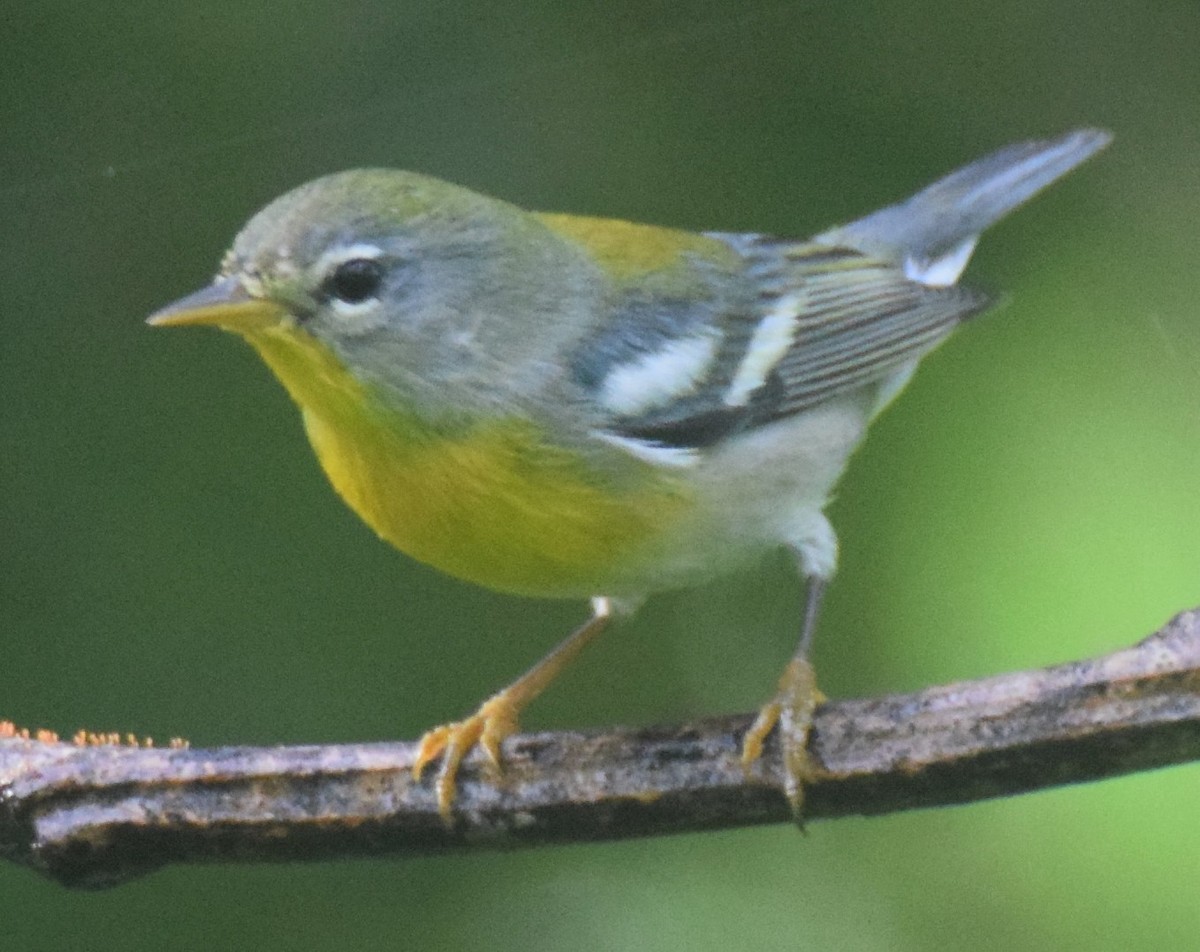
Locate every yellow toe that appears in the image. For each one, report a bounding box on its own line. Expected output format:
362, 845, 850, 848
411, 693, 524, 822
741, 700, 782, 770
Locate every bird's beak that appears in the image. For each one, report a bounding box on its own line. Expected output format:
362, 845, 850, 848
146, 277, 287, 331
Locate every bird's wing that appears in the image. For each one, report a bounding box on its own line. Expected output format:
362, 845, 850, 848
574, 239, 985, 452
724, 239, 988, 423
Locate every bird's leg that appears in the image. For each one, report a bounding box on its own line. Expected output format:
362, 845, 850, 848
413, 596, 614, 822
742, 575, 828, 821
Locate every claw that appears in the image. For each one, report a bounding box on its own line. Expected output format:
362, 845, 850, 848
741, 657, 825, 822
412, 693, 522, 822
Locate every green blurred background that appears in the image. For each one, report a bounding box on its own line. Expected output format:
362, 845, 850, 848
3, 1, 1199, 948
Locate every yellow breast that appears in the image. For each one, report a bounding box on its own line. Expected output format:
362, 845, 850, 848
240, 325, 687, 597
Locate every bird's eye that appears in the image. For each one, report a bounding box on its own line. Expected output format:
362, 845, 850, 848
327, 258, 383, 304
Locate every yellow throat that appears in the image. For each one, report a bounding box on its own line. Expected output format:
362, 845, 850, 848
236, 322, 685, 598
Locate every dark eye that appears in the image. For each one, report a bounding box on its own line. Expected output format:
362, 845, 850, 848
327, 258, 383, 304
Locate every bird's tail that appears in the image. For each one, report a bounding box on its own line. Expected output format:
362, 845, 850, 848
816, 128, 1112, 287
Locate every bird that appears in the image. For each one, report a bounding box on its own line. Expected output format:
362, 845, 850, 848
149, 128, 1111, 820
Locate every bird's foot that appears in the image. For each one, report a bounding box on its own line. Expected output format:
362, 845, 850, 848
412, 692, 521, 823
741, 657, 826, 824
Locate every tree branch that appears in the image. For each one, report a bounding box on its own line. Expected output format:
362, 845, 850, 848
3, 608, 1199, 889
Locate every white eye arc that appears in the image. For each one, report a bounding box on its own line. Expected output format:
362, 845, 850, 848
316, 242, 385, 272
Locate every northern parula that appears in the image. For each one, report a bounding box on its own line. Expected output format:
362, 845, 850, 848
149, 128, 1110, 819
